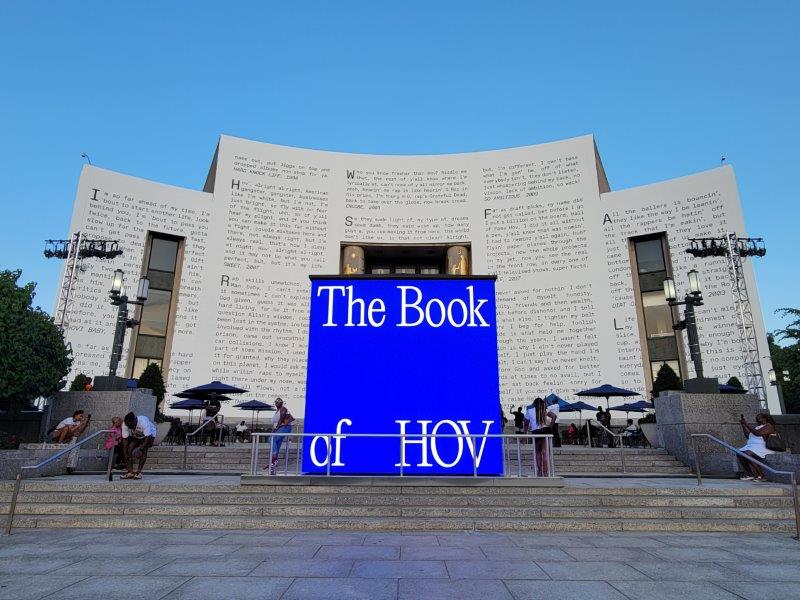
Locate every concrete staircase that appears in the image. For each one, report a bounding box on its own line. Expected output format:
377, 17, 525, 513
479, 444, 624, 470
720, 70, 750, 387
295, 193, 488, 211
2, 478, 794, 533
143, 445, 691, 476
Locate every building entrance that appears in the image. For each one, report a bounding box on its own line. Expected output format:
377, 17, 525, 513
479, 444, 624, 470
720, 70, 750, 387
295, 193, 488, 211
340, 243, 471, 276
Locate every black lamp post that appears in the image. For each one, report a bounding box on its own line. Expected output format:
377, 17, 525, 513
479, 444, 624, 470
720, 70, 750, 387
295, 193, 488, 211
664, 269, 709, 385
108, 269, 149, 377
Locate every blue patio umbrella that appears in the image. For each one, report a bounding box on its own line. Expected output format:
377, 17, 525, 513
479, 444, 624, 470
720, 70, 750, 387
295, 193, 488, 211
609, 400, 653, 413
181, 380, 248, 395
576, 384, 640, 410
561, 401, 598, 412
544, 393, 569, 409
235, 400, 275, 429
169, 398, 206, 425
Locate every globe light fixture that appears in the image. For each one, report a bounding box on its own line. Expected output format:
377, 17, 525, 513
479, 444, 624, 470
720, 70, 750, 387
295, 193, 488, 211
688, 269, 702, 295
663, 277, 677, 303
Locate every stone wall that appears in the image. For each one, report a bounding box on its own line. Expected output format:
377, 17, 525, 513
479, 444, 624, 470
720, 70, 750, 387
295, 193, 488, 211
46, 389, 156, 438
656, 391, 761, 476
773, 415, 800, 454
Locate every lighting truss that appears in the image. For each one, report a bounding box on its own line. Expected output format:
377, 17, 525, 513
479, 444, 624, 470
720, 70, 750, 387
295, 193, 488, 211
44, 233, 123, 333
684, 233, 767, 407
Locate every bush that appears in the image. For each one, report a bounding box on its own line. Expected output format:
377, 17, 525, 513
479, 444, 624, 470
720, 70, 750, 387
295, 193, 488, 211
726, 376, 744, 389
652, 362, 683, 397
137, 363, 166, 420
639, 412, 656, 424
69, 373, 90, 391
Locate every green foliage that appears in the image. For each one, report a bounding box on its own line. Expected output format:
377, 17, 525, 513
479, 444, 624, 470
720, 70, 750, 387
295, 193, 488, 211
137, 362, 166, 411
639, 412, 656, 424
775, 308, 800, 343
652, 362, 684, 397
768, 332, 800, 414
69, 373, 90, 391
0, 270, 72, 412
725, 376, 744, 389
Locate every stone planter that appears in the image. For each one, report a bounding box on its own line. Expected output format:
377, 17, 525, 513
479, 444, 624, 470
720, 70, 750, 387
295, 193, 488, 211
640, 423, 660, 448
155, 422, 172, 446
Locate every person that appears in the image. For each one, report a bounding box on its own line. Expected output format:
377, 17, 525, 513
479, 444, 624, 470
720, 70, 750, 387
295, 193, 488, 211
235, 420, 248, 443
83, 377, 94, 391
602, 408, 614, 447
511, 407, 525, 434
121, 412, 157, 480
267, 397, 294, 474
738, 413, 777, 481
500, 408, 508, 430
104, 416, 124, 469
594, 406, 607, 447
546, 397, 561, 447
622, 418, 637, 447
524, 397, 550, 476
51, 410, 91, 443
566, 423, 578, 445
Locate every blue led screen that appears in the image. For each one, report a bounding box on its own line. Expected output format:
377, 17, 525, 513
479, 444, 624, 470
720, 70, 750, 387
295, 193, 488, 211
301, 277, 503, 475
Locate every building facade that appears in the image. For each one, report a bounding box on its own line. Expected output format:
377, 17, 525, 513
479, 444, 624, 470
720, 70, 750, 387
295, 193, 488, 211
58, 134, 779, 415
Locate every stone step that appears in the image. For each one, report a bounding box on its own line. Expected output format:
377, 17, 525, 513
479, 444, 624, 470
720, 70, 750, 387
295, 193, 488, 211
5, 491, 790, 508
7, 513, 795, 533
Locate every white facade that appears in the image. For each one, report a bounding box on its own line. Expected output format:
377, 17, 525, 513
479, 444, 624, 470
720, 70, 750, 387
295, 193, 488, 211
59, 134, 779, 415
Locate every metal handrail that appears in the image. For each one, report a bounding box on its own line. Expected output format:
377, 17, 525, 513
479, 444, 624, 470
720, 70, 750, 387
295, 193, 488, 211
587, 419, 626, 473
183, 416, 224, 469
248, 431, 555, 478
690, 433, 799, 541
4, 429, 114, 536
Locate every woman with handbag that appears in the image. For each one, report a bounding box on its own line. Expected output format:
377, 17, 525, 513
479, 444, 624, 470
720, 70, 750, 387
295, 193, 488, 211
737, 413, 781, 481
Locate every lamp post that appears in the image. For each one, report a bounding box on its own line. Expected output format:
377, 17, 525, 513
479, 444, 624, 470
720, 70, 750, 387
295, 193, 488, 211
108, 269, 149, 377
768, 367, 790, 414
663, 269, 707, 382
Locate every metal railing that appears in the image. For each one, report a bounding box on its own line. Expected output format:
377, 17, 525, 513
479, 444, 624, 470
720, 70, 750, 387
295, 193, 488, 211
4, 429, 114, 536
183, 416, 224, 470
248, 432, 555, 478
690, 433, 799, 541
586, 420, 626, 473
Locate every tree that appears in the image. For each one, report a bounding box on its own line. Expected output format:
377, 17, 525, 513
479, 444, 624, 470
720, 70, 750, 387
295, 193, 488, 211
775, 308, 800, 343
726, 376, 744, 390
652, 362, 683, 397
768, 333, 799, 414
0, 270, 72, 413
69, 373, 91, 392
137, 363, 166, 413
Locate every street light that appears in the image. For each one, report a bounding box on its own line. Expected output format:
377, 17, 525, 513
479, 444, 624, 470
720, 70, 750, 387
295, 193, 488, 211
664, 270, 706, 381
108, 270, 149, 377
767, 365, 791, 414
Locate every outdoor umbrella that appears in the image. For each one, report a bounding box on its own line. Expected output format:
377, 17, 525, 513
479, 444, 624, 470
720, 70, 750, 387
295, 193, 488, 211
576, 383, 639, 410
719, 384, 747, 394
234, 399, 275, 429
169, 398, 206, 425
560, 400, 599, 432
608, 401, 652, 420
544, 393, 569, 409
181, 380, 248, 395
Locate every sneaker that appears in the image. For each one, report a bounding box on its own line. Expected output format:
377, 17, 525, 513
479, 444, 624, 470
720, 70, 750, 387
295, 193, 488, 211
739, 475, 754, 481
753, 476, 766, 482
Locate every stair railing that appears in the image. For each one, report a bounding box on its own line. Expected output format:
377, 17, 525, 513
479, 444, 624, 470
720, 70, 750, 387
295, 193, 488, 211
690, 433, 799, 541
4, 429, 113, 536
183, 416, 223, 470
587, 419, 626, 473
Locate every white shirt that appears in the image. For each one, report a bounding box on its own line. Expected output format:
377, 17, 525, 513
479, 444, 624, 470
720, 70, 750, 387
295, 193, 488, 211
235, 424, 248, 432
524, 405, 543, 431
547, 403, 560, 424
121, 415, 157, 439
56, 417, 76, 429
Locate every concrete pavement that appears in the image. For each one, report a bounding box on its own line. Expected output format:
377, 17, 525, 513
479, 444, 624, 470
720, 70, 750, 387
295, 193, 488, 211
1, 528, 798, 599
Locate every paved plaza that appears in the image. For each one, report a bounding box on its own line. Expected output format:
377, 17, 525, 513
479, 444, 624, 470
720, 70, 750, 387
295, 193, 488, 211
1, 527, 798, 600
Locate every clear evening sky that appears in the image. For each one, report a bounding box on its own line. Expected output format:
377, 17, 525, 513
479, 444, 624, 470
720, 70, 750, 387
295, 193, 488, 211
0, 2, 797, 334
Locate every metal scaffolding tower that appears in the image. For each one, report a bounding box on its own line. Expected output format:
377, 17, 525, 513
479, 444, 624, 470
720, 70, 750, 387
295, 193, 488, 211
45, 233, 123, 334
686, 233, 767, 407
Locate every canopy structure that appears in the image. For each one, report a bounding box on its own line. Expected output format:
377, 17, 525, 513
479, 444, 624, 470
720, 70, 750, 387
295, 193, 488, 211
180, 380, 248, 395
576, 384, 639, 409
234, 399, 275, 429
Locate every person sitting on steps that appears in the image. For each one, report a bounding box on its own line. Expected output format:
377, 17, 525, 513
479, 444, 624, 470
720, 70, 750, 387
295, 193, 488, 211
737, 413, 777, 482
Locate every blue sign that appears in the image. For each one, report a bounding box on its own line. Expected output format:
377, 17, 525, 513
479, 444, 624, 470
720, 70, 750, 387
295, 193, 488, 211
302, 276, 503, 475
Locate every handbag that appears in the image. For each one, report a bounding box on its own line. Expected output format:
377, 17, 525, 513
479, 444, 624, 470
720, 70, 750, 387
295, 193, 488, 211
766, 433, 787, 452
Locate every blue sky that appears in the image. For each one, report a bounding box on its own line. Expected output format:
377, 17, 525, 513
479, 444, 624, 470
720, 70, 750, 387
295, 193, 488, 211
0, 2, 797, 333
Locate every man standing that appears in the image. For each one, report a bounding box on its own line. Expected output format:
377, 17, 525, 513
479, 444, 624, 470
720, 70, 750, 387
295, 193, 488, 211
268, 398, 294, 474
511, 406, 525, 434
121, 412, 157, 480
